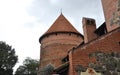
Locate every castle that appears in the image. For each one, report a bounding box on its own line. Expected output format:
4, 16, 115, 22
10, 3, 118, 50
38, 0, 120, 75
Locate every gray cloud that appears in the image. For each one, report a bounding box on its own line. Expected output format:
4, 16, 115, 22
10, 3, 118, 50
27, 0, 105, 33
0, 0, 106, 72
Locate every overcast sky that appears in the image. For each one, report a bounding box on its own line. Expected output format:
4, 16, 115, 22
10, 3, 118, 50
0, 0, 105, 72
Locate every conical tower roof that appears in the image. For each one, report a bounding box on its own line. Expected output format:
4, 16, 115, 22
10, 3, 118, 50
40, 13, 83, 42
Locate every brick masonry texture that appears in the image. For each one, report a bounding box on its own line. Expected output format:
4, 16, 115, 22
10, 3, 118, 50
40, 31, 83, 68
101, 0, 120, 32
38, 0, 120, 75
69, 28, 120, 75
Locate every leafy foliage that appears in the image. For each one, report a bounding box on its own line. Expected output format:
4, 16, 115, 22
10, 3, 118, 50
0, 41, 18, 75
15, 57, 39, 75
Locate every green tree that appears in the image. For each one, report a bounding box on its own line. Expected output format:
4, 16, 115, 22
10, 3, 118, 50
15, 57, 39, 75
0, 41, 18, 75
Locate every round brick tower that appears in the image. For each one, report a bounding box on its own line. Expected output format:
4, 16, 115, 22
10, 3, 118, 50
39, 14, 83, 69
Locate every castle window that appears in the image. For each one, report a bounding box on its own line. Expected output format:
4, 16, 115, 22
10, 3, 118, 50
87, 19, 94, 25
119, 41, 120, 45
69, 33, 71, 36
55, 33, 58, 35
77, 35, 79, 37
117, 8, 120, 11
62, 56, 69, 63
46, 35, 49, 37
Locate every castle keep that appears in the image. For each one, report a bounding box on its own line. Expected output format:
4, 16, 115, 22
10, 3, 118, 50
39, 14, 83, 69
38, 0, 120, 75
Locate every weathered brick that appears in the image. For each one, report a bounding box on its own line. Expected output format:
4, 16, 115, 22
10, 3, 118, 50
69, 28, 120, 75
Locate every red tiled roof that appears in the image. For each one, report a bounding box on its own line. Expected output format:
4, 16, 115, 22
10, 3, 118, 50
39, 13, 83, 42
45, 13, 80, 35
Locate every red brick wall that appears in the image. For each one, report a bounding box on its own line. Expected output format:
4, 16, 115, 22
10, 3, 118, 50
39, 33, 83, 68
41, 33, 83, 48
69, 28, 120, 75
101, 0, 120, 32
82, 17, 97, 43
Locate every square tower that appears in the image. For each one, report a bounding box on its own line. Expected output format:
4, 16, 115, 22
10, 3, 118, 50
101, 0, 120, 32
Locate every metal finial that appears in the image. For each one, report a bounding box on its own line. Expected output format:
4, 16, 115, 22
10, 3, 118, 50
60, 8, 63, 14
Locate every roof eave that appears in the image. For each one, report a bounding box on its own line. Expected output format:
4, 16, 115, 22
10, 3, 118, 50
39, 31, 84, 43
